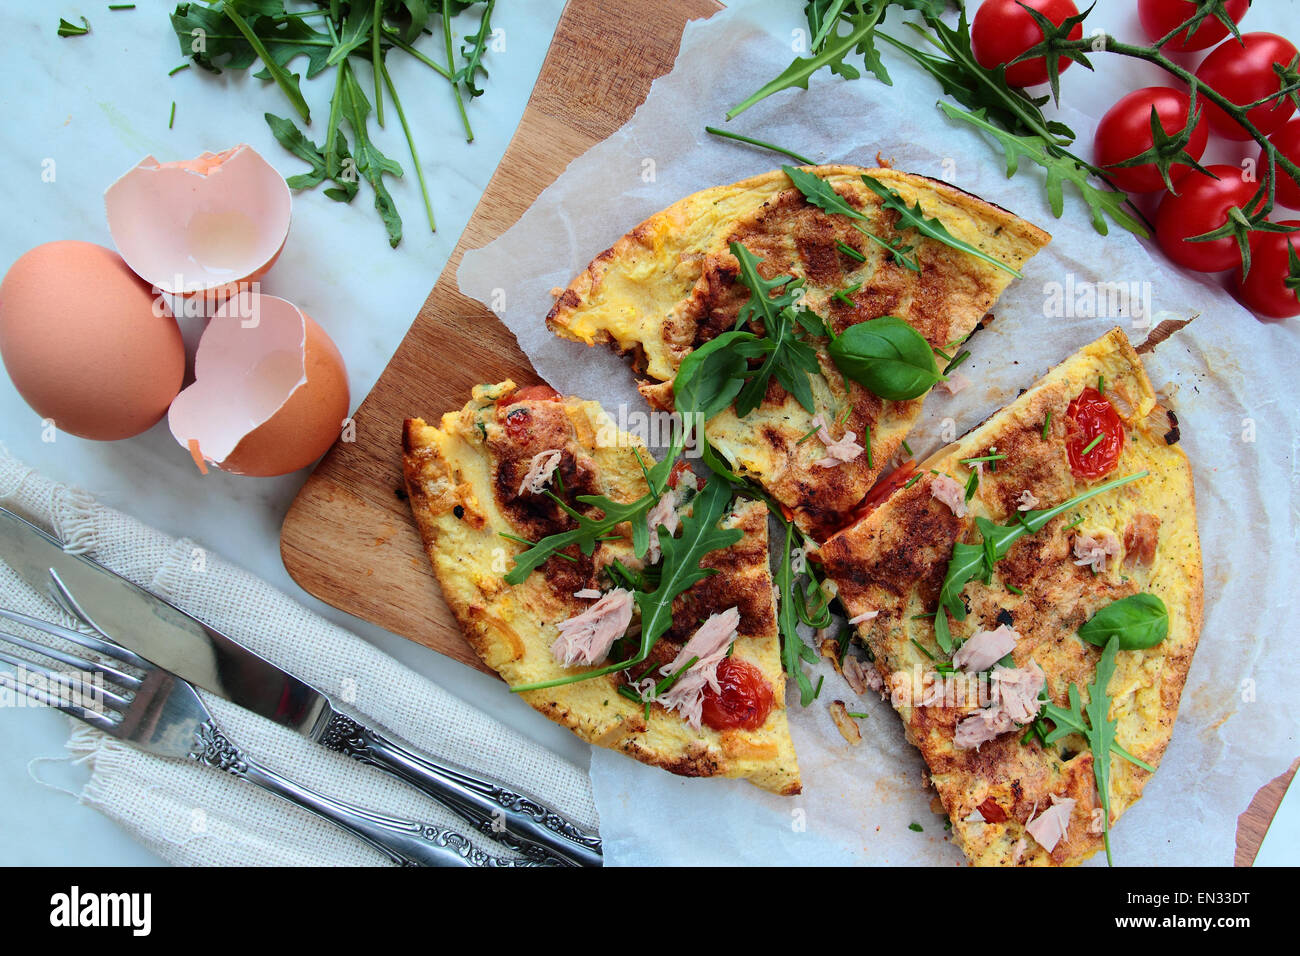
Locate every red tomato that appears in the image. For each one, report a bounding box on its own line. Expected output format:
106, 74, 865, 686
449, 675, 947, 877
1065, 388, 1125, 480
700, 657, 774, 732
1263, 120, 1300, 210
971, 0, 1082, 88
508, 384, 562, 403
1094, 87, 1209, 193
1156, 164, 1262, 271
1195, 32, 1299, 141
1232, 222, 1300, 318
1138, 0, 1250, 53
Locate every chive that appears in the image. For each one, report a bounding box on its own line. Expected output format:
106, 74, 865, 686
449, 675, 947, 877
964, 468, 979, 502
168, 101, 176, 128
168, 63, 190, 76
832, 282, 862, 306
1042, 412, 1052, 440
1064, 514, 1086, 531
959, 454, 1007, 465
901, 440, 913, 456
109, 2, 135, 8
796, 423, 821, 445
813, 674, 825, 699
910, 638, 936, 661
1080, 434, 1104, 455
903, 472, 923, 490
846, 711, 870, 719
836, 240, 866, 263
837, 404, 852, 425
655, 655, 699, 696
910, 612, 936, 620
865, 424, 873, 468
943, 349, 971, 376
1098, 374, 1106, 394
703, 125, 814, 166
1005, 582, 1024, 595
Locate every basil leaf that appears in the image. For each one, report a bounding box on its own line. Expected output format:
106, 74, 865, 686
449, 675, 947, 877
827, 315, 943, 401
674, 330, 754, 420
1078, 593, 1169, 650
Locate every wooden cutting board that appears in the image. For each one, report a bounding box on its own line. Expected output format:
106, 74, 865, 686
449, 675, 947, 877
280, 0, 721, 675
280, 0, 1290, 864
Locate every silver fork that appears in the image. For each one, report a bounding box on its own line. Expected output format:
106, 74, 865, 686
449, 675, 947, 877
0, 594, 540, 868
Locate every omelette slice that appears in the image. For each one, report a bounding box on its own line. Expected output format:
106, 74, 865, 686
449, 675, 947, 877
547, 165, 1050, 537
402, 381, 800, 795
815, 329, 1202, 865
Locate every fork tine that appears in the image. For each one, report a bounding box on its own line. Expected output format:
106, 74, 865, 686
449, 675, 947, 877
0, 606, 152, 670
0, 644, 135, 711
0, 667, 120, 733
0, 624, 142, 691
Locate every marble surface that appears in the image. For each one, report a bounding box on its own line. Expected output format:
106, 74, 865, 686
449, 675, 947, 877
0, 0, 570, 865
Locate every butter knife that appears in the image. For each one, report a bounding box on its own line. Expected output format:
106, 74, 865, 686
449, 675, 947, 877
0, 506, 602, 867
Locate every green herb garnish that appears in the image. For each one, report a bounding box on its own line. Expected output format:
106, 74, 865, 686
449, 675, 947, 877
57, 16, 89, 36
1077, 594, 1169, 650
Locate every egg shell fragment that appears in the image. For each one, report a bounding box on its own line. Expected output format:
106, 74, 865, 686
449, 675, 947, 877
105, 145, 291, 299
0, 240, 184, 440
168, 292, 349, 477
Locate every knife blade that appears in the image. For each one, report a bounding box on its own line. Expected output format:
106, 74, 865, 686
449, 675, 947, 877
0, 505, 602, 867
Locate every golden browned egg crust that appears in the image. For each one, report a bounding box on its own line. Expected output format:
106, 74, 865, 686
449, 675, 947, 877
816, 329, 1203, 866
546, 166, 1051, 537
402, 382, 800, 794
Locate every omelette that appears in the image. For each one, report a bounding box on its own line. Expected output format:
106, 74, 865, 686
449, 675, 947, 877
815, 329, 1202, 866
402, 381, 800, 795
547, 165, 1051, 537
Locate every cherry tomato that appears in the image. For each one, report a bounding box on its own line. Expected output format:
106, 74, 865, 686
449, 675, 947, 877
849, 458, 918, 524
1232, 222, 1300, 318
1065, 388, 1125, 480
1155, 164, 1262, 271
1263, 120, 1300, 209
700, 657, 774, 732
1138, 0, 1250, 53
1195, 32, 1299, 141
508, 384, 562, 403
1094, 87, 1209, 193
971, 0, 1082, 88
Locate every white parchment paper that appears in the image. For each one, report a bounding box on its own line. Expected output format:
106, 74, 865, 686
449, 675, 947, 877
458, 1, 1300, 865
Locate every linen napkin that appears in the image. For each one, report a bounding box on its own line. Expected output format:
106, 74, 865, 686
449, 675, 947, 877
0, 445, 597, 866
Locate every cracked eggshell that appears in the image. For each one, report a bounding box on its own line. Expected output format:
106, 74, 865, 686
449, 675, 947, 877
168, 292, 349, 477
105, 145, 292, 298
0, 240, 184, 440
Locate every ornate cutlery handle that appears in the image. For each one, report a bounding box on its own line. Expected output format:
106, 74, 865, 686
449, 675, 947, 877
190, 722, 535, 867
321, 713, 603, 867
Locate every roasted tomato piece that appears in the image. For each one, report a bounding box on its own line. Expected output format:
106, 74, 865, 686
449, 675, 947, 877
509, 383, 562, 403
1065, 387, 1125, 479
700, 657, 773, 732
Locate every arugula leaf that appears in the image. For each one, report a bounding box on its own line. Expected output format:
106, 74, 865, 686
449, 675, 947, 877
783, 165, 918, 269
933, 471, 1148, 651
57, 16, 90, 37
776, 522, 821, 706
938, 103, 1149, 238
457, 0, 496, 98
858, 172, 1022, 276
827, 315, 944, 401
1077, 593, 1169, 650
336, 61, 405, 247
510, 473, 741, 693
265, 112, 360, 200
502, 433, 683, 586
1040, 635, 1155, 865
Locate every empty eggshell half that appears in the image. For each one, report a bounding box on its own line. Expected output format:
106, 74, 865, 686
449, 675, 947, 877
105, 145, 291, 298
168, 292, 349, 477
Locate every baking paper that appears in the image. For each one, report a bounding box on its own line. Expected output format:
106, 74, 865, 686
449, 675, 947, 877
458, 1, 1300, 865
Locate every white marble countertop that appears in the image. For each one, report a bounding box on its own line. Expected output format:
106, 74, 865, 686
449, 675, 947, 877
0, 0, 572, 865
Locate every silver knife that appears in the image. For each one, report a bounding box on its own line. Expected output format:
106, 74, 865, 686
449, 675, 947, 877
0, 506, 602, 867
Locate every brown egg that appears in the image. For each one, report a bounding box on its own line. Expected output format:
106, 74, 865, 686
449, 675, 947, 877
168, 292, 349, 477
0, 240, 184, 440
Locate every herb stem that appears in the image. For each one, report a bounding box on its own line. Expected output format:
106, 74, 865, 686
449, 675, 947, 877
379, 56, 436, 233
442, 0, 473, 142
704, 126, 814, 165
372, 0, 385, 128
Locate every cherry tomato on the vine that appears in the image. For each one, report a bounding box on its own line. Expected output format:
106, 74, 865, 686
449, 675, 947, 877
1155, 164, 1262, 271
1232, 222, 1300, 318
1195, 32, 1299, 141
1138, 0, 1250, 53
1094, 87, 1210, 193
1263, 120, 1300, 210
971, 0, 1082, 88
